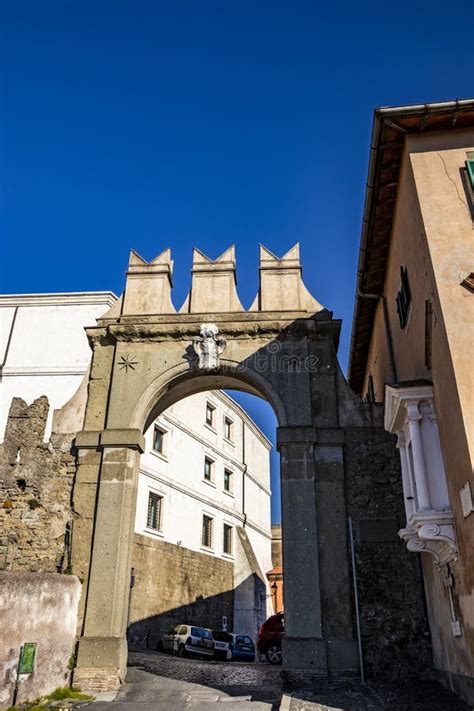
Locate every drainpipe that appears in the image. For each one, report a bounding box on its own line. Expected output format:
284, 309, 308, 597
356, 291, 398, 386
0, 306, 18, 377
348, 517, 365, 684
242, 419, 247, 526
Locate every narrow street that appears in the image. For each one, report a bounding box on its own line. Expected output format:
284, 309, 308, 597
85, 649, 471, 711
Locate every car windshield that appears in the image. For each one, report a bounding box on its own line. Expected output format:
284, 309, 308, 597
191, 627, 212, 639
212, 631, 231, 642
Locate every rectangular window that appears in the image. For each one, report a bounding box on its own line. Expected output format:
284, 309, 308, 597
224, 416, 233, 441
466, 157, 474, 189
223, 524, 233, 555
424, 299, 433, 369
147, 492, 163, 530
205, 403, 215, 427
224, 468, 232, 492
396, 266, 411, 329
204, 457, 213, 482
153, 426, 165, 454
202, 515, 213, 548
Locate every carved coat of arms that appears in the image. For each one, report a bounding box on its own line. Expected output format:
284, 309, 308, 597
193, 323, 226, 370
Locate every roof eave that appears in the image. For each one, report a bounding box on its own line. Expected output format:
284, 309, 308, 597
348, 98, 474, 394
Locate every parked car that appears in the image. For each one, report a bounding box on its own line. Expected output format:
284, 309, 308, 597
157, 624, 214, 658
211, 631, 256, 661
257, 612, 284, 664
211, 630, 233, 660
229, 633, 256, 661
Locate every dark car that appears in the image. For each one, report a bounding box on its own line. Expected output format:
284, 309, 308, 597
257, 613, 284, 664
212, 630, 256, 661
212, 630, 233, 660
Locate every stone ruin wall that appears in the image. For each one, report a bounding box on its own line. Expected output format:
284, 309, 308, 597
0, 396, 81, 708
0, 396, 76, 574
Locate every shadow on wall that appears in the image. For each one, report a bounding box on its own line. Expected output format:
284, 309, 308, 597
127, 573, 266, 650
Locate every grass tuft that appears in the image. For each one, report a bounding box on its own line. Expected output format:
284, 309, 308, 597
44, 687, 93, 701
8, 687, 94, 710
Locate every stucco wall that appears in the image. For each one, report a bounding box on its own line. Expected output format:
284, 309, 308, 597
0, 572, 81, 708
0, 293, 116, 441
361, 129, 474, 694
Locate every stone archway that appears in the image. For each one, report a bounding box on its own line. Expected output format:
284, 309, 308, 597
71, 244, 359, 690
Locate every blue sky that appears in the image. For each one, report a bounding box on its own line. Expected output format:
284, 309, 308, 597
2, 0, 473, 521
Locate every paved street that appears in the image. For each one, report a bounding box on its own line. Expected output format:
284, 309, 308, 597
85, 649, 471, 711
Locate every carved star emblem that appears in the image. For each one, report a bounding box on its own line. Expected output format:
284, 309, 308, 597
118, 354, 138, 372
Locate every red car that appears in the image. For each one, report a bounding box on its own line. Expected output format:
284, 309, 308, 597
257, 612, 284, 664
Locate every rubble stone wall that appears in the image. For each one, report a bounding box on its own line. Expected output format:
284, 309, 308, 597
0, 397, 76, 573
343, 422, 432, 679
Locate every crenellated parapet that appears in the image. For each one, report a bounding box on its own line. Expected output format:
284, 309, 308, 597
117, 243, 325, 316
250, 244, 325, 313
122, 248, 176, 315
180, 245, 244, 313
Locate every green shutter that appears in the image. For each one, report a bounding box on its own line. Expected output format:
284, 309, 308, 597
466, 160, 474, 189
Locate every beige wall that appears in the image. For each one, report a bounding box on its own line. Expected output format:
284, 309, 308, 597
362, 128, 474, 685
0, 573, 81, 708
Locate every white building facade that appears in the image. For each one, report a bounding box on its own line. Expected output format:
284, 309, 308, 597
136, 390, 272, 572
0, 292, 274, 637
0, 292, 117, 439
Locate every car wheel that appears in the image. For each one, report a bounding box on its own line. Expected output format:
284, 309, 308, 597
157, 640, 164, 652
178, 644, 187, 658
225, 650, 232, 661
266, 643, 282, 665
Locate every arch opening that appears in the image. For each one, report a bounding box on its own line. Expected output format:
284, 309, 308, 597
138, 361, 288, 434
128, 380, 282, 660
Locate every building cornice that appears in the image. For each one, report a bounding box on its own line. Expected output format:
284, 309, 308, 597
2, 367, 87, 377
0, 292, 118, 308
348, 98, 474, 394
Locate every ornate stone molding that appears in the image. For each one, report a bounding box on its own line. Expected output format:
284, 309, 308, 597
399, 511, 458, 566
192, 323, 227, 370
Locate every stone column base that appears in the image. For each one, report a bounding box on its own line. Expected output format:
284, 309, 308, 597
74, 635, 128, 692
282, 637, 328, 674
73, 666, 125, 692
282, 637, 359, 683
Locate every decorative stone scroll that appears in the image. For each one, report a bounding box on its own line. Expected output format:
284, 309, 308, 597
192, 323, 227, 370
399, 511, 458, 566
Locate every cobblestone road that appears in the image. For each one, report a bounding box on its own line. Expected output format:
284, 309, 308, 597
128, 649, 282, 702
117, 648, 471, 710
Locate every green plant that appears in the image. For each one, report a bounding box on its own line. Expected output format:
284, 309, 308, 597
44, 687, 92, 702
67, 650, 77, 671
7, 688, 94, 711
